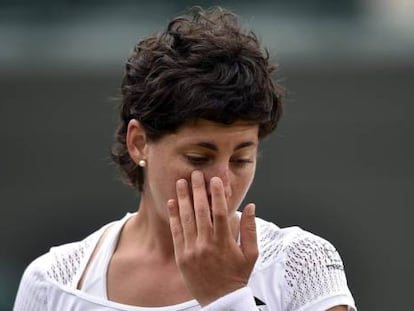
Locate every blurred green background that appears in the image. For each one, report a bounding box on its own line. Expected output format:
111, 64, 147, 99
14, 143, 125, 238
1, 0, 413, 310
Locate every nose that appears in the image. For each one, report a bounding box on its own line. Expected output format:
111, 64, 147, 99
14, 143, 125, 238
205, 164, 232, 199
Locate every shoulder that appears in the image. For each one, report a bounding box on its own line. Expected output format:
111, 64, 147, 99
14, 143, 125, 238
19, 225, 104, 286
255, 217, 343, 271
13, 220, 116, 311
253, 217, 356, 311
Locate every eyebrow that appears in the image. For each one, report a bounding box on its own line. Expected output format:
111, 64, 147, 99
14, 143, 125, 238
194, 141, 256, 151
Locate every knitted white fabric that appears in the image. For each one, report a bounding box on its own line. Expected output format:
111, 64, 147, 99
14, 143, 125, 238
13, 214, 356, 311
253, 218, 355, 311
202, 287, 258, 310
13, 224, 107, 311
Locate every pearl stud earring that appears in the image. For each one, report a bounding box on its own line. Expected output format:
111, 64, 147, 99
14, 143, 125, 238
138, 160, 146, 167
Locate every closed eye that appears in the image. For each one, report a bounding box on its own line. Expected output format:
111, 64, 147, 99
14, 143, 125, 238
186, 155, 209, 166
231, 158, 254, 167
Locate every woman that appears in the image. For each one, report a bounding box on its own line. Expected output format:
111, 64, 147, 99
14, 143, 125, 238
13, 7, 356, 311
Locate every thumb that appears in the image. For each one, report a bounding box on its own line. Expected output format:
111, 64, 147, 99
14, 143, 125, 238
240, 203, 258, 263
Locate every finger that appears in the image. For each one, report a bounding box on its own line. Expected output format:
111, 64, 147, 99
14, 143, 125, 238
191, 170, 212, 239
176, 178, 196, 244
167, 199, 185, 254
240, 203, 259, 263
210, 176, 231, 237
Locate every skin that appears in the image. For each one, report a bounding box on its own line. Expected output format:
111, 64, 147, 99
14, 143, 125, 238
168, 171, 258, 306
106, 119, 258, 306
103, 118, 347, 311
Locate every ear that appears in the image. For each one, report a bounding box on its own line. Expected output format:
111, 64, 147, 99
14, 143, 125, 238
126, 119, 148, 165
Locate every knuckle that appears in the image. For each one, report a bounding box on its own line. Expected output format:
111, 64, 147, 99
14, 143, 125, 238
195, 204, 210, 217
176, 251, 193, 268
213, 206, 227, 218
170, 225, 182, 237
197, 243, 213, 256
246, 223, 257, 232
179, 248, 209, 268
181, 213, 194, 225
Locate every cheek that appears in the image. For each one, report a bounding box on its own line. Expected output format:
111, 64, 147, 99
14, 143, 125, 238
229, 170, 255, 205
241, 168, 256, 191
151, 164, 193, 201
239, 174, 254, 197
238, 165, 256, 186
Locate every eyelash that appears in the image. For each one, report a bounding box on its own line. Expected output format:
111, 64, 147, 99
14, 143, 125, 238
186, 155, 209, 166
232, 158, 254, 166
185, 155, 253, 167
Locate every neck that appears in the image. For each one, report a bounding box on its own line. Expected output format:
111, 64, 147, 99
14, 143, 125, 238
117, 196, 241, 261
116, 203, 176, 262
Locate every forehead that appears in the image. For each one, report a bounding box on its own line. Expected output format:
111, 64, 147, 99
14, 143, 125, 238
175, 119, 259, 140
149, 119, 260, 151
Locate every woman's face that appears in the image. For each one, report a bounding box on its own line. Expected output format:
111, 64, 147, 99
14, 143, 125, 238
141, 119, 259, 221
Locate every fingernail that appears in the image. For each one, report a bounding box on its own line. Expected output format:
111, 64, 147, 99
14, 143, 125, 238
176, 179, 187, 189
249, 204, 256, 216
167, 199, 175, 212
210, 176, 221, 186
192, 170, 202, 179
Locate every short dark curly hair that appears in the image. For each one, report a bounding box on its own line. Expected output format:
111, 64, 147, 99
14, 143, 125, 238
111, 6, 284, 190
